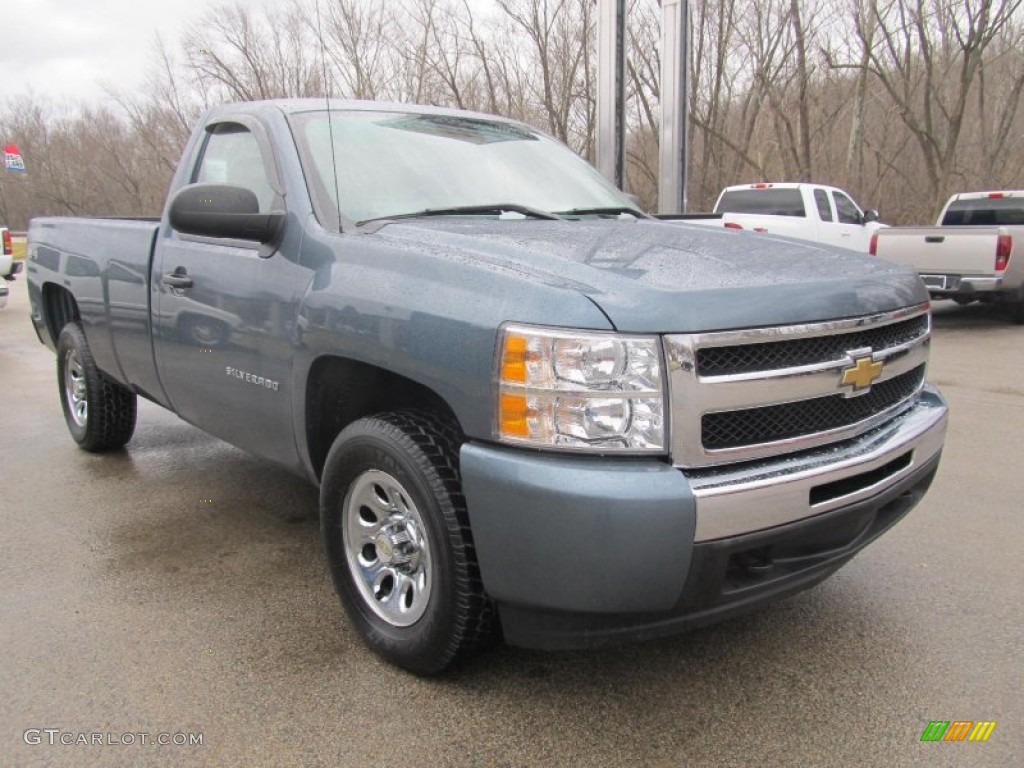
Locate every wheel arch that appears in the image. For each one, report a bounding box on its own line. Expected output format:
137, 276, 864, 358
304, 355, 464, 482
41, 282, 81, 346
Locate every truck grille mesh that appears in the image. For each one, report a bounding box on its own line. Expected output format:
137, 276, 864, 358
702, 365, 926, 450
697, 315, 928, 376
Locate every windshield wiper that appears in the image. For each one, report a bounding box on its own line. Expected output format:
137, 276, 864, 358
555, 206, 649, 219
358, 204, 561, 225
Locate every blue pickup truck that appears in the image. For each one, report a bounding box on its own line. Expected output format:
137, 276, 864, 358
26, 100, 948, 674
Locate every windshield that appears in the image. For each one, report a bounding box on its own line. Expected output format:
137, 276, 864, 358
291, 110, 633, 226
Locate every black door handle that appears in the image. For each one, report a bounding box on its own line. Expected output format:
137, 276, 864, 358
161, 269, 193, 289
924, 236, 945, 243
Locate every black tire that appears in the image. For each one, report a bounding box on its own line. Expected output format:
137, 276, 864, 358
1008, 298, 1024, 324
320, 410, 496, 675
56, 323, 137, 452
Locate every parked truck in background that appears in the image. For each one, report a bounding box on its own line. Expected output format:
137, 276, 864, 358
870, 191, 1024, 323
1, 226, 23, 281
672, 183, 886, 253
1, 226, 22, 309
26, 100, 947, 674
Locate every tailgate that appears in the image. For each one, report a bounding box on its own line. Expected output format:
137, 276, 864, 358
876, 227, 1000, 276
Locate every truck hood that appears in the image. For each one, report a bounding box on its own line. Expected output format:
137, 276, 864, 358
375, 219, 926, 332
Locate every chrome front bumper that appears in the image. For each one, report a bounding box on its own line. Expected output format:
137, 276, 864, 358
687, 385, 947, 541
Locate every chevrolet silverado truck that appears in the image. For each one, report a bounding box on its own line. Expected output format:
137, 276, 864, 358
26, 100, 948, 674
670, 183, 886, 253
870, 191, 1024, 323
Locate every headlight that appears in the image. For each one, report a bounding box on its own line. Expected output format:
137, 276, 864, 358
495, 323, 665, 452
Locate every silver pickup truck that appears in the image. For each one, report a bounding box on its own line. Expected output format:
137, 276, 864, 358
871, 191, 1024, 322
26, 100, 949, 674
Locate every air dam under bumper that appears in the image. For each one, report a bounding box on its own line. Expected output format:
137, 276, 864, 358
460, 385, 947, 650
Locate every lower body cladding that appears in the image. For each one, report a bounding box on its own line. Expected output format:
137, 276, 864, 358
461, 385, 947, 650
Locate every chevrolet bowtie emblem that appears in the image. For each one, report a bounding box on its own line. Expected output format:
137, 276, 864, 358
841, 355, 884, 392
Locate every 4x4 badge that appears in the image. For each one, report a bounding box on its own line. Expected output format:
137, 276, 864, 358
841, 355, 884, 392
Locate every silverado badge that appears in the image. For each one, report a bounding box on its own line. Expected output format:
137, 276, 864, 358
841, 355, 884, 393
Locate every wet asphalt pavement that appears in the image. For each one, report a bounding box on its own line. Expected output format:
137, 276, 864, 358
1, 278, 1021, 767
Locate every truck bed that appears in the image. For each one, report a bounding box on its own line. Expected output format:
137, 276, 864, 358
28, 217, 161, 396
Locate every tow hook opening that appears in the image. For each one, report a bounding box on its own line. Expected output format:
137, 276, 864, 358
727, 546, 775, 581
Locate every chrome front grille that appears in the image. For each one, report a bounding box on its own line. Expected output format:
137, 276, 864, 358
702, 365, 926, 449
664, 304, 931, 467
696, 314, 929, 376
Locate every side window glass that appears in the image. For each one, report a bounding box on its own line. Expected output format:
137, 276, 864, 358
813, 189, 833, 222
195, 124, 275, 212
832, 192, 861, 224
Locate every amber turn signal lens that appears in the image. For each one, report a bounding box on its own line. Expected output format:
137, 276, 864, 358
500, 333, 528, 383
499, 393, 530, 437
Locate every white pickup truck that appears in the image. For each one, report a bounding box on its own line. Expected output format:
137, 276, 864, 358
674, 183, 886, 253
870, 191, 1024, 323
0, 226, 23, 309
1, 227, 18, 278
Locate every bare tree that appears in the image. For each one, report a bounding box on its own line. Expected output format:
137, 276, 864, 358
4, 0, 1023, 230
828, 0, 1024, 211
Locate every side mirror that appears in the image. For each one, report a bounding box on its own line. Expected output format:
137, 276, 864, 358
169, 183, 284, 244
862, 209, 880, 224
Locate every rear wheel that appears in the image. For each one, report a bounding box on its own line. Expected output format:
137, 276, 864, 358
56, 323, 137, 451
1008, 296, 1024, 324
320, 410, 495, 674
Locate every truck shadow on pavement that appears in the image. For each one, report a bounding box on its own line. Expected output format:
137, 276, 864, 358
929, 299, 1019, 329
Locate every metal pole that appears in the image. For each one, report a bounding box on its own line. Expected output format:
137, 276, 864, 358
597, 0, 626, 189
659, 0, 688, 213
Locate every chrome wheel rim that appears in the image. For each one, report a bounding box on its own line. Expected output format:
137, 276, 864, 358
63, 349, 88, 428
342, 469, 432, 626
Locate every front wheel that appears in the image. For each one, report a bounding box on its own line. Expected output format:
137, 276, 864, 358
320, 410, 495, 674
56, 323, 137, 451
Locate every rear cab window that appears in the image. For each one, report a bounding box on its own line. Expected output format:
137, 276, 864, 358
715, 189, 806, 217
941, 197, 1024, 226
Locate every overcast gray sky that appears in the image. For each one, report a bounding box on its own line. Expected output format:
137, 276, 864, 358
1, 0, 271, 107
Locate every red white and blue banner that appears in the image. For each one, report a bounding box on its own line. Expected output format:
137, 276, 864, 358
4, 144, 25, 172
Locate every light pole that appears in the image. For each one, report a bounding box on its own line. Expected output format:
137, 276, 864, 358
596, 0, 688, 211
596, 0, 626, 190
658, 0, 688, 214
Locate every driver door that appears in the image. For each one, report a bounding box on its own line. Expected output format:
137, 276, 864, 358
153, 119, 304, 466
831, 190, 870, 252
